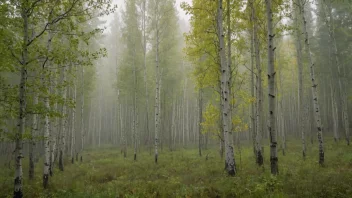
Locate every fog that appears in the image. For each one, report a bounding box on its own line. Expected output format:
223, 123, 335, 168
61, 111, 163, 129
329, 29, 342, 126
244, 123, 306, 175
0, 0, 352, 197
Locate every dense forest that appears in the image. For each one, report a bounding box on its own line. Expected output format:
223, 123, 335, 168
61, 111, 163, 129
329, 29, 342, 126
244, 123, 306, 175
0, 0, 352, 197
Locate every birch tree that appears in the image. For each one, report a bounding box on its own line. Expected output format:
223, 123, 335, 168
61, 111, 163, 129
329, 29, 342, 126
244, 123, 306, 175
249, 0, 263, 166
299, 0, 325, 165
217, 0, 236, 176
265, 0, 278, 174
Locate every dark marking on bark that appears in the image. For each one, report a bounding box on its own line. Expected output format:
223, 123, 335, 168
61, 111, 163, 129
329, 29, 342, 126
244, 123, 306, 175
13, 189, 23, 198
14, 177, 23, 198
302, 150, 306, 159
43, 174, 49, 189
319, 150, 324, 165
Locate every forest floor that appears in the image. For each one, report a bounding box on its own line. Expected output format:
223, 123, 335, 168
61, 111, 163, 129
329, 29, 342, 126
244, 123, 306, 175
1, 139, 352, 198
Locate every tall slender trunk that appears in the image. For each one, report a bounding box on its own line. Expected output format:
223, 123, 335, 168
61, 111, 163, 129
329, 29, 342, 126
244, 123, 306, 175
182, 71, 186, 147
158, 70, 163, 150
59, 66, 68, 171
43, 74, 51, 188
29, 94, 38, 180
99, 83, 102, 148
14, 5, 29, 196
70, 80, 76, 164
154, 1, 160, 164
299, 0, 324, 165
133, 46, 137, 161
43, 29, 53, 188
265, 0, 278, 175
249, 0, 256, 156
80, 66, 84, 161
142, 0, 151, 154
250, 0, 263, 166
330, 82, 339, 142
278, 60, 286, 155
294, 0, 306, 158
198, 88, 202, 157
50, 73, 58, 176
217, 0, 235, 176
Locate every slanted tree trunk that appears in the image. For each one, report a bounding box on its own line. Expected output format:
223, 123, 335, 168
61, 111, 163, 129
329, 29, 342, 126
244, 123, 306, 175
299, 0, 324, 165
217, 0, 236, 176
265, 0, 278, 175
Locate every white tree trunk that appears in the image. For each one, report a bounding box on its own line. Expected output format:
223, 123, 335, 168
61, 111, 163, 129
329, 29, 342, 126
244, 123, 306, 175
330, 83, 339, 142
14, 5, 29, 197
249, 0, 257, 156
99, 82, 102, 148
300, 0, 324, 165
154, 0, 160, 163
198, 89, 202, 157
250, 0, 263, 166
142, 0, 151, 154
80, 66, 84, 161
50, 74, 58, 176
133, 47, 137, 161
43, 76, 51, 188
265, 0, 278, 174
70, 81, 76, 164
217, 0, 235, 176
29, 94, 38, 180
59, 66, 68, 171
294, 0, 306, 158
43, 29, 53, 188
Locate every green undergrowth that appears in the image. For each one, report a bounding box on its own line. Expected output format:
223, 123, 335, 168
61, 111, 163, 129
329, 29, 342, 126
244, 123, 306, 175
1, 140, 352, 197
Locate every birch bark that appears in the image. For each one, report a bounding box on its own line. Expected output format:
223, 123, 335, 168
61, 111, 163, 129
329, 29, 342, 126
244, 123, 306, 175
299, 0, 325, 165
265, 0, 278, 174
217, 0, 235, 176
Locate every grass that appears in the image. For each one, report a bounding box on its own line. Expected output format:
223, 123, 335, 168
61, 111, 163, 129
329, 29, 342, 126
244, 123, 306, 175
1, 139, 352, 197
